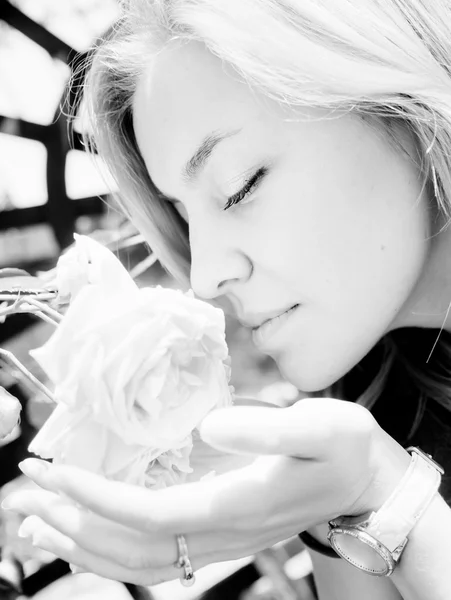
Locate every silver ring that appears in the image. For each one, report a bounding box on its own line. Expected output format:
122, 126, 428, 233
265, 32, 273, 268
175, 534, 196, 587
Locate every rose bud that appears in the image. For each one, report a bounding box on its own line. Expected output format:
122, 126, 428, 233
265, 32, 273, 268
0, 387, 22, 440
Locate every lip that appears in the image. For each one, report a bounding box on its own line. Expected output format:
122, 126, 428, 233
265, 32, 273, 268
251, 304, 300, 347
237, 305, 299, 329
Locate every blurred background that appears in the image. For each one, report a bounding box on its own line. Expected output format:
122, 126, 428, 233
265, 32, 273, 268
0, 1, 314, 599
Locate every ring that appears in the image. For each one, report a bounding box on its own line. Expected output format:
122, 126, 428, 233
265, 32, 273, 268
174, 534, 196, 587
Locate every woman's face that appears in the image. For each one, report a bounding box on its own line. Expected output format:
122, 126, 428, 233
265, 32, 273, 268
133, 41, 430, 391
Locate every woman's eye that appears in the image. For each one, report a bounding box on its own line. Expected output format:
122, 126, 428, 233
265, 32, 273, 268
163, 165, 268, 218
223, 166, 268, 211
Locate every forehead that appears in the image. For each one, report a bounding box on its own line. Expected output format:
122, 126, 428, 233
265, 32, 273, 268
132, 41, 278, 191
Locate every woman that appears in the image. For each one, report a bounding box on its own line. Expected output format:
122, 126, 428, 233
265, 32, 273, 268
3, 1, 451, 598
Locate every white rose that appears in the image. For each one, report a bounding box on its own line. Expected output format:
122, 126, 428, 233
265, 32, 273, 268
143, 438, 193, 489
30, 405, 193, 489
55, 234, 136, 300
28, 248, 233, 484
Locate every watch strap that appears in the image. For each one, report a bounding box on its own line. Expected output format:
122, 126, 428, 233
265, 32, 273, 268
365, 447, 443, 552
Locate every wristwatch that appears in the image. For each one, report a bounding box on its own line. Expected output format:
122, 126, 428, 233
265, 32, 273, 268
327, 446, 444, 576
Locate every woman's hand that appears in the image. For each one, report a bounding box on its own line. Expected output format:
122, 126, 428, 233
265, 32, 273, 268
1, 397, 410, 586
188, 396, 277, 480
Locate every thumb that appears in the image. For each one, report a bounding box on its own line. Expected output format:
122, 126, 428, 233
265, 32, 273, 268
199, 399, 341, 458
199, 405, 306, 457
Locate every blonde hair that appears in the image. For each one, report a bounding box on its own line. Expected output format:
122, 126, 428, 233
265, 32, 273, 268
81, 0, 451, 429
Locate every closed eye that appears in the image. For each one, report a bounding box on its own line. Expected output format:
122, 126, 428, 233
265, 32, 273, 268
159, 164, 268, 217
223, 166, 268, 211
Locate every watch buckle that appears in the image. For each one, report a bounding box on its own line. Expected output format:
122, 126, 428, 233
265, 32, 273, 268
391, 538, 408, 562
406, 446, 445, 475
328, 511, 374, 530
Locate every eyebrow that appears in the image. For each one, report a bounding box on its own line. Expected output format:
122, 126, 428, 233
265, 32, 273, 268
182, 128, 242, 185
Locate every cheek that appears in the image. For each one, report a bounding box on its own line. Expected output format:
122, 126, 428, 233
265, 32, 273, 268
271, 156, 428, 303
272, 232, 428, 392
261, 189, 428, 391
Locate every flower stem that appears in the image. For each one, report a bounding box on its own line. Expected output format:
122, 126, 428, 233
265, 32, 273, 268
0, 349, 55, 403
22, 297, 63, 323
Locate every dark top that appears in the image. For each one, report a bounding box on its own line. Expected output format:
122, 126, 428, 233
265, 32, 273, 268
341, 328, 451, 507
400, 401, 451, 504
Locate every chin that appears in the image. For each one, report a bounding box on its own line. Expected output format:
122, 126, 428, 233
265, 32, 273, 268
276, 352, 355, 393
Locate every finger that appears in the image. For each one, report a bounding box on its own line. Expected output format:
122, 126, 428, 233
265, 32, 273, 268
19, 516, 184, 587
199, 398, 373, 458
5, 489, 176, 568
17, 459, 222, 533
5, 486, 298, 563
16, 457, 280, 535
3, 488, 236, 569
8, 469, 313, 564
199, 406, 290, 456
20, 514, 298, 584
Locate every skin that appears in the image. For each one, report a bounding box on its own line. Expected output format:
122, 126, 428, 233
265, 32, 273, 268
132, 39, 451, 393
2, 40, 451, 596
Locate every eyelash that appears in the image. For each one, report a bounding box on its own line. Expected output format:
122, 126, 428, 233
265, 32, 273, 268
223, 166, 268, 211
166, 166, 268, 217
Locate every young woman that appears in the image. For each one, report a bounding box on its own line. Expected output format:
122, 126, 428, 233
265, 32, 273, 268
3, 1, 451, 598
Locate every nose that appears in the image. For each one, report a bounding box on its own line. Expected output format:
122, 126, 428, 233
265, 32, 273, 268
188, 215, 252, 301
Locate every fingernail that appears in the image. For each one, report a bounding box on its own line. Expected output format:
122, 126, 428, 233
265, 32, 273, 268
17, 527, 30, 539
1, 494, 29, 512
19, 458, 51, 479
17, 516, 39, 538
2, 496, 14, 510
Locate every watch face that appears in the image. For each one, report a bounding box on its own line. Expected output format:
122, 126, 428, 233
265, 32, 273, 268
328, 529, 394, 576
